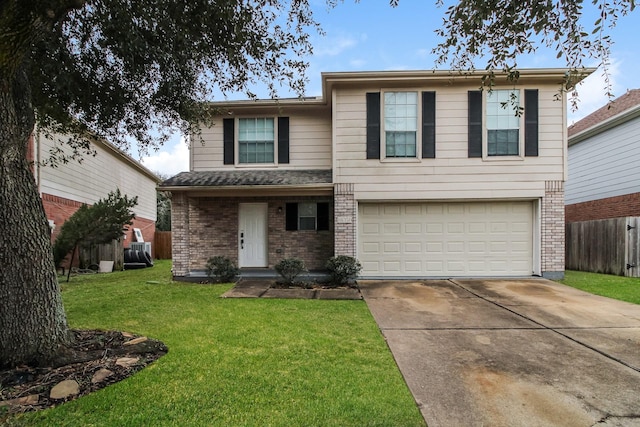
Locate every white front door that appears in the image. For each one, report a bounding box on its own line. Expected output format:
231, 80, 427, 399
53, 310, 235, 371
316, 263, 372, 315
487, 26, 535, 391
238, 203, 268, 267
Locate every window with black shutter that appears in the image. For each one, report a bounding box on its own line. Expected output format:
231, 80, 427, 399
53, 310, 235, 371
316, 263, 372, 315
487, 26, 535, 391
285, 202, 330, 231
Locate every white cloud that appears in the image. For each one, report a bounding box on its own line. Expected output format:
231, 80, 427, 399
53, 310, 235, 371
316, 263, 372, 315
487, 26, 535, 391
314, 33, 361, 57
568, 60, 621, 124
141, 136, 189, 178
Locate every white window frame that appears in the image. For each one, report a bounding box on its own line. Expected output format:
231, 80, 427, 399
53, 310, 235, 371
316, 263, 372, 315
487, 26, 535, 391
381, 90, 422, 162
483, 89, 525, 160
235, 116, 278, 166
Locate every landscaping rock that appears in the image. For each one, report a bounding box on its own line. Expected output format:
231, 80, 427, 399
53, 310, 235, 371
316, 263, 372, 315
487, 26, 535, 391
123, 336, 148, 346
50, 380, 80, 399
0, 394, 39, 407
116, 357, 139, 368
91, 368, 114, 383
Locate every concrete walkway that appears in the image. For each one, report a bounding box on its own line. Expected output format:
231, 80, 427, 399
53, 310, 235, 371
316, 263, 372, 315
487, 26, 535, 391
359, 278, 640, 427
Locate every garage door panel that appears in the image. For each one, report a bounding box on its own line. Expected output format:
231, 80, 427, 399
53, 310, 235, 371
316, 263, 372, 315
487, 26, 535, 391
359, 201, 533, 277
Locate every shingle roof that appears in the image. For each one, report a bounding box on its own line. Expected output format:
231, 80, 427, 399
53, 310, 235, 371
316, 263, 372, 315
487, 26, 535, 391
568, 89, 640, 137
160, 169, 333, 188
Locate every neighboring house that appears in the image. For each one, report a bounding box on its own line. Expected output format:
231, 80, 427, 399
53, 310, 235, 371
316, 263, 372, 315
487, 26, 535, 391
161, 69, 592, 280
565, 89, 640, 222
29, 131, 160, 250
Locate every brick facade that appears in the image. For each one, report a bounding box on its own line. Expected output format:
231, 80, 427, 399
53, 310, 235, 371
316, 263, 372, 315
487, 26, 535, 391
171, 193, 334, 276
334, 183, 356, 257
42, 193, 85, 241
171, 192, 190, 276
541, 181, 565, 278
565, 192, 640, 223
42, 193, 155, 246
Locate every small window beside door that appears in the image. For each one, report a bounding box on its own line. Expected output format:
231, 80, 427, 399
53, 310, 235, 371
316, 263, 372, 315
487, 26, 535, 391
285, 202, 330, 231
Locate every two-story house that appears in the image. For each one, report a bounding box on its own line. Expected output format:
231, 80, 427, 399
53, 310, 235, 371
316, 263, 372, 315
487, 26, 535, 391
161, 69, 593, 280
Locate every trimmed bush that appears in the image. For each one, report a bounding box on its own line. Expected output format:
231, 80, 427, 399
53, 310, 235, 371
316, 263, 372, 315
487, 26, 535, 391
326, 255, 362, 287
206, 256, 240, 283
275, 258, 307, 285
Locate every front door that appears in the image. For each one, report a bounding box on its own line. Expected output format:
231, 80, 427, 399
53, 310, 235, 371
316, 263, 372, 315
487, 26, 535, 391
238, 203, 268, 267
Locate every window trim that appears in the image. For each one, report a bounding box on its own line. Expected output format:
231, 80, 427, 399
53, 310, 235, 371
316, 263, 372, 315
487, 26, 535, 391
235, 116, 278, 167
380, 89, 422, 161
482, 89, 525, 161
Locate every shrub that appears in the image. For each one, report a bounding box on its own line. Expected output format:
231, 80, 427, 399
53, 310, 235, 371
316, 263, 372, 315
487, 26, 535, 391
206, 256, 240, 283
326, 255, 362, 287
275, 258, 307, 285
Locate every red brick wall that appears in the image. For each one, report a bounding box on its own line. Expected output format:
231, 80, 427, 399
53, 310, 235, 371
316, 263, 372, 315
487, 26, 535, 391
42, 193, 155, 246
565, 192, 640, 223
125, 217, 156, 248
42, 193, 85, 241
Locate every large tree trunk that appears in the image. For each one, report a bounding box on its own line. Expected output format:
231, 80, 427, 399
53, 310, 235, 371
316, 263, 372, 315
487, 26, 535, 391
0, 63, 71, 368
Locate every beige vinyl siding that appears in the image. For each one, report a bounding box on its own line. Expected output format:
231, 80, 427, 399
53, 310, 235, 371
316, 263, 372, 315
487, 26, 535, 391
192, 111, 332, 171
37, 134, 157, 221
334, 85, 565, 200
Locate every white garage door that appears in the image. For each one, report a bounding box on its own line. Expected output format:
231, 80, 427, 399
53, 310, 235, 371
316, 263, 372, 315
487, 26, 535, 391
358, 201, 534, 277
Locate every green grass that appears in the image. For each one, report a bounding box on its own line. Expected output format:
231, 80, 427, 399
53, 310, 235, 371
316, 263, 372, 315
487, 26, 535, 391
9, 260, 425, 427
559, 270, 640, 305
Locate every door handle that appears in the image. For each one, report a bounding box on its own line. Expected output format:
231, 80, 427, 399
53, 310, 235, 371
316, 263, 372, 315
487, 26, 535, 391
240, 239, 244, 249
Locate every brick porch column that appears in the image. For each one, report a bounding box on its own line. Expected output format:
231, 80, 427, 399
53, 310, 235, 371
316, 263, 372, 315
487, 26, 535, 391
542, 180, 565, 279
334, 183, 356, 257
170, 192, 190, 277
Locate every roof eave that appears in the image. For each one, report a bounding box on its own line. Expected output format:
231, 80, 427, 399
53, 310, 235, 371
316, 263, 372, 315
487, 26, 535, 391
158, 183, 334, 192
569, 104, 640, 146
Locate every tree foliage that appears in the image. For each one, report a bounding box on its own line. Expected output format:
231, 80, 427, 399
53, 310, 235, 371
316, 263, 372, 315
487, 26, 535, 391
156, 190, 172, 232
431, 0, 635, 103
53, 189, 137, 278
11, 0, 320, 160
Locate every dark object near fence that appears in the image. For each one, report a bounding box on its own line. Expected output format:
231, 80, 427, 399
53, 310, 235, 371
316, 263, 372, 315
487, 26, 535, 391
566, 216, 640, 277
124, 248, 154, 270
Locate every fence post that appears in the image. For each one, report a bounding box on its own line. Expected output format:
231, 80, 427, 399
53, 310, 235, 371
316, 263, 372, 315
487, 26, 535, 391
627, 217, 640, 277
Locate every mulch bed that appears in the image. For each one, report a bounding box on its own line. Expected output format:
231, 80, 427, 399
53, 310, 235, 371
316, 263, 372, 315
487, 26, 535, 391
0, 330, 167, 421
270, 281, 358, 290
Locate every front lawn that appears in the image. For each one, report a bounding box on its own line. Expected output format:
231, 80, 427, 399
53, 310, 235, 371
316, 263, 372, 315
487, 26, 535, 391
559, 270, 640, 305
10, 260, 424, 426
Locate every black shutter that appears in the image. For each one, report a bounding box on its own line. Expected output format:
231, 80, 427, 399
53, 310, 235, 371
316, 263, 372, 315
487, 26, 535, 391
524, 89, 539, 157
317, 202, 330, 231
223, 118, 234, 165
468, 91, 483, 158
422, 91, 436, 158
366, 92, 381, 159
278, 117, 290, 164
285, 203, 298, 231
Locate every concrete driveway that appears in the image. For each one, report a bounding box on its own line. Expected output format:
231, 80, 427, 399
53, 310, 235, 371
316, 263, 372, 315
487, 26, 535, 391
359, 279, 640, 427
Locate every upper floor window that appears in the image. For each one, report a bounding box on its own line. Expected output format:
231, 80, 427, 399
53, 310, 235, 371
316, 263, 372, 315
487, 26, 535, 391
467, 89, 538, 159
223, 117, 289, 166
238, 118, 274, 164
486, 90, 520, 156
384, 92, 418, 158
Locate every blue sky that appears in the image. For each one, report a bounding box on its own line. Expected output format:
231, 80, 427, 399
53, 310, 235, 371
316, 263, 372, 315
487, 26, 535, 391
141, 1, 639, 176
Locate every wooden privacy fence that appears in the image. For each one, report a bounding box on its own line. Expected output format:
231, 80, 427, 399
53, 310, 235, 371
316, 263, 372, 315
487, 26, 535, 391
79, 239, 125, 271
566, 217, 640, 277
154, 231, 172, 259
